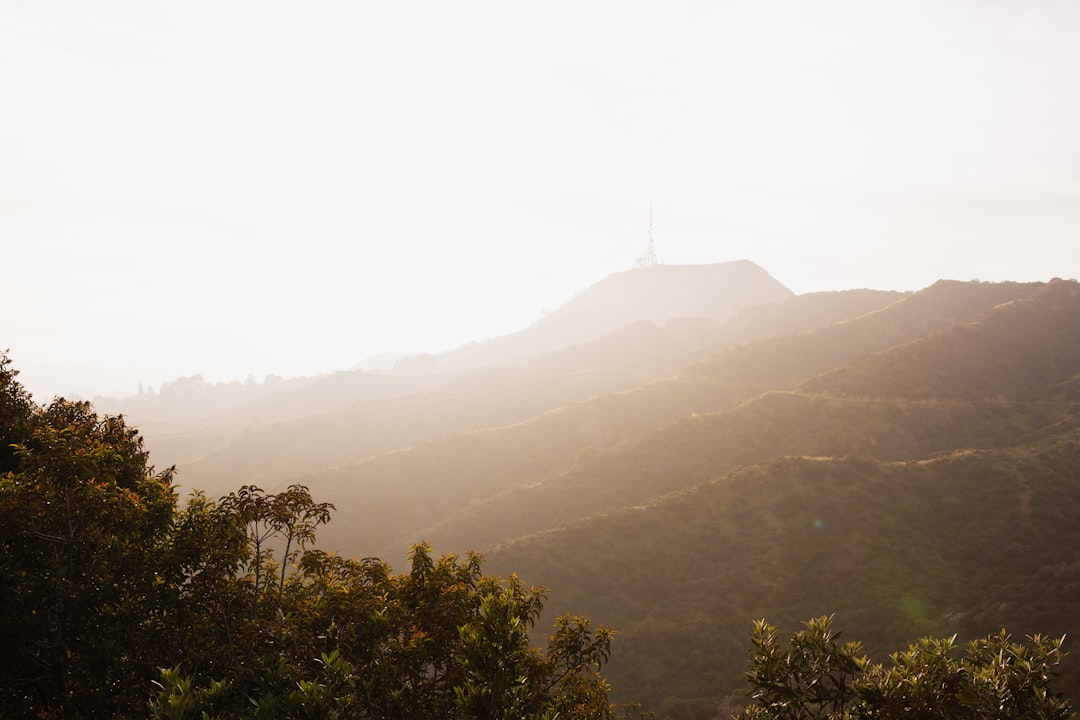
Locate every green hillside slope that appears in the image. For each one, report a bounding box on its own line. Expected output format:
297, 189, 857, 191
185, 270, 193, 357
485, 438, 1080, 718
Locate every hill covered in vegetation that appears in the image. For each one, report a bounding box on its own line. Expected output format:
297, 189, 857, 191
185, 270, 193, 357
480, 279, 1080, 717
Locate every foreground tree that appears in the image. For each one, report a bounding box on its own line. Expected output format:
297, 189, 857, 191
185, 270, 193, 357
739, 615, 1072, 720
0, 378, 179, 715
0, 354, 620, 719
149, 542, 617, 720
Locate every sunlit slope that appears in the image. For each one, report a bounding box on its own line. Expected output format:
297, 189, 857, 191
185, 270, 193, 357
684, 279, 1044, 385
526, 289, 905, 376
105, 370, 484, 481
419, 390, 1068, 565
311, 375, 747, 560
309, 288, 907, 559
164, 368, 652, 498
126, 262, 809, 496
161, 291, 844, 497
802, 278, 1080, 401
143, 335, 721, 497
396, 280, 1050, 559
703, 288, 907, 345
311, 280, 1046, 563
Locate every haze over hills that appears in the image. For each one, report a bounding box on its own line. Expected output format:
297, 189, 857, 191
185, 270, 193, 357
435, 260, 794, 372
315, 278, 1048, 562
82, 263, 1080, 719
97, 261, 798, 496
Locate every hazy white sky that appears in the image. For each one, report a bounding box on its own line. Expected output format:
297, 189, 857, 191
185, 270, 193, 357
3, 0, 1079, 399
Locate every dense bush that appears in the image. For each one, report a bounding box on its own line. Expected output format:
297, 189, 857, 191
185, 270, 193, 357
739, 616, 1071, 720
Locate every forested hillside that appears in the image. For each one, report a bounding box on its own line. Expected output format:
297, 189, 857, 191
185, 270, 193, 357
481, 279, 1080, 717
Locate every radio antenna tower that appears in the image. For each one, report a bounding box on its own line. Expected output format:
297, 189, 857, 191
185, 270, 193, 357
636, 202, 659, 269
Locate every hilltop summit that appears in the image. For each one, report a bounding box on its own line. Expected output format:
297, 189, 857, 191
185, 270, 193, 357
437, 260, 792, 371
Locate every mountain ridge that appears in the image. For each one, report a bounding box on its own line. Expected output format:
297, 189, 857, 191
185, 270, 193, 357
313, 278, 1051, 563
434, 261, 793, 372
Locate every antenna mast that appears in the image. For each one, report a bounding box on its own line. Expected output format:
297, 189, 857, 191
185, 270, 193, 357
637, 202, 658, 269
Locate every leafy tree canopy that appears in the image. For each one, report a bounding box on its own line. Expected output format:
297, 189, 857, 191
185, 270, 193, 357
738, 616, 1071, 720
0, 353, 618, 719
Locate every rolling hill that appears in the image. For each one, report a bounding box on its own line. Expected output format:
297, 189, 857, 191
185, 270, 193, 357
311, 279, 1047, 563
477, 279, 1080, 718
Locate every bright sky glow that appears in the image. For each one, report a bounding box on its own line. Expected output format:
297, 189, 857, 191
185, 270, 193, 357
3, 0, 1079, 399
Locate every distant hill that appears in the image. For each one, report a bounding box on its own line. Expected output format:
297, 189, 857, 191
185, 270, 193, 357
435, 261, 793, 371
311, 286, 931, 560
312, 279, 1043, 563
112, 261, 802, 498
524, 288, 906, 377
801, 278, 1080, 401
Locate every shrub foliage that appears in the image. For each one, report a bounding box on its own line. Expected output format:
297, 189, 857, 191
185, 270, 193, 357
739, 616, 1070, 720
